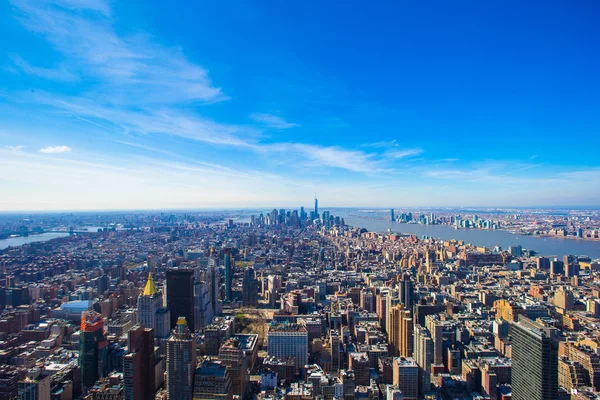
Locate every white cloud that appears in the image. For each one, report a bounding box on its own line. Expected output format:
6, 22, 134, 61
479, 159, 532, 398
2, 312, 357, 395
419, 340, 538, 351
9, 54, 77, 82
267, 143, 389, 173
40, 145, 72, 154
11, 0, 223, 104
384, 148, 423, 159
4, 145, 25, 153
250, 113, 299, 129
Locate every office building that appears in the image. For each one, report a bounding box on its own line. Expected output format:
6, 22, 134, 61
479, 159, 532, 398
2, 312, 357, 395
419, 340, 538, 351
511, 316, 559, 400
167, 268, 195, 330
414, 324, 433, 394
392, 357, 419, 400
224, 250, 233, 303
193, 360, 232, 400
79, 311, 107, 388
267, 323, 308, 370
166, 317, 197, 400
18, 368, 50, 400
349, 352, 370, 386
124, 326, 155, 400
399, 273, 414, 311
218, 338, 248, 397
194, 280, 214, 331
138, 273, 171, 339
242, 267, 259, 307
206, 263, 222, 317
388, 304, 412, 357
554, 287, 574, 310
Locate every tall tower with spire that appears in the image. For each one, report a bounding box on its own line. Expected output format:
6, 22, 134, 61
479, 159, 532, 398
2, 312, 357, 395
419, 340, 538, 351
314, 194, 319, 219
138, 273, 170, 340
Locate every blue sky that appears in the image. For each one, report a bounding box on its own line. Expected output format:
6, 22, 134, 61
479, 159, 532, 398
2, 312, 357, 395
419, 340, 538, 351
1, 0, 599, 210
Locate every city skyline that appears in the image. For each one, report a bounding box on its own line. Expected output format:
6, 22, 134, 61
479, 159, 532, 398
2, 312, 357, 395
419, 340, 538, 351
1, 1, 600, 210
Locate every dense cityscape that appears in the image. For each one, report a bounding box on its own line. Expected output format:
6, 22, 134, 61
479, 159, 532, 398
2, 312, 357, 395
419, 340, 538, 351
2, 0, 598, 399
0, 199, 600, 400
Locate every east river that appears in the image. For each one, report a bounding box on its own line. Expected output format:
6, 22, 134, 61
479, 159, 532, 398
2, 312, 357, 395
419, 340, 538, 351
0, 232, 70, 250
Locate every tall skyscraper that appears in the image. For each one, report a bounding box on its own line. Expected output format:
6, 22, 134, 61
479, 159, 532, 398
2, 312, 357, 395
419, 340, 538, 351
207, 261, 222, 317
399, 273, 414, 312
511, 316, 559, 400
242, 267, 259, 307
388, 304, 413, 357
224, 249, 233, 303
425, 315, 444, 367
166, 268, 195, 330
314, 195, 319, 218
390, 208, 395, 221
218, 338, 248, 397
194, 280, 214, 331
124, 325, 156, 400
166, 317, 196, 400
414, 324, 433, 395
138, 273, 171, 339
79, 311, 107, 388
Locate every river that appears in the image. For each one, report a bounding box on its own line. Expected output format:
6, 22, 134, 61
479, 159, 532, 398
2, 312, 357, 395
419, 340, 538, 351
334, 210, 600, 259
0, 232, 70, 250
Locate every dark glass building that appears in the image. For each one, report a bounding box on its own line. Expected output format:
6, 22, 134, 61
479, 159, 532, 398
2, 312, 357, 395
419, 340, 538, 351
399, 273, 414, 312
511, 316, 559, 400
224, 250, 233, 303
242, 267, 259, 307
167, 268, 195, 330
79, 311, 106, 388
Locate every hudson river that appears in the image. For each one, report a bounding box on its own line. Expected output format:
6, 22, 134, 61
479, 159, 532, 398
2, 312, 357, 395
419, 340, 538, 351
336, 210, 600, 259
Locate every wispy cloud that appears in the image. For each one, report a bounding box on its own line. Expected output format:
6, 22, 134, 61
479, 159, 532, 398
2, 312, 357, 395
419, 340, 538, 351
40, 145, 71, 154
384, 148, 423, 159
9, 54, 77, 82
11, 0, 224, 104
250, 113, 299, 129
266, 143, 392, 173
4, 145, 25, 153
360, 140, 398, 149
7, 0, 424, 181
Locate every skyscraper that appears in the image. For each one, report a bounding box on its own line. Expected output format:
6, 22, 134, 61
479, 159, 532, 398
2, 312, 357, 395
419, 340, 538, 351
224, 249, 233, 303
390, 208, 395, 221
124, 325, 156, 400
399, 273, 414, 312
511, 316, 559, 400
194, 280, 214, 331
388, 304, 413, 357
166, 317, 196, 400
207, 261, 222, 317
166, 268, 195, 330
314, 195, 319, 218
414, 324, 433, 395
138, 273, 171, 340
79, 311, 107, 388
242, 267, 259, 307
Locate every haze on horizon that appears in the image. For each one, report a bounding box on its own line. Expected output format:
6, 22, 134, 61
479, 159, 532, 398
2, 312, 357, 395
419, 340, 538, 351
1, 0, 599, 211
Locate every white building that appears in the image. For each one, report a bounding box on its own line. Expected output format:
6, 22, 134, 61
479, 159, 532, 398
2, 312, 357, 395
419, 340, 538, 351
267, 323, 308, 369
